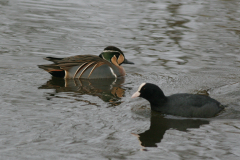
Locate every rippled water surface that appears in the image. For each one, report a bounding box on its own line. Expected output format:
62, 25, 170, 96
1, 0, 240, 159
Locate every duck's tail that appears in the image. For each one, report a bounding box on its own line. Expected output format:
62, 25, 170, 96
38, 64, 65, 78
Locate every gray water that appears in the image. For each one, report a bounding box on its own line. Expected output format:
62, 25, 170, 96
1, 0, 240, 159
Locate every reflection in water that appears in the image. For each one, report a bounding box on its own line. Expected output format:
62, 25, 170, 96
133, 111, 209, 147
165, 3, 189, 49
39, 77, 125, 105
1, 0, 240, 159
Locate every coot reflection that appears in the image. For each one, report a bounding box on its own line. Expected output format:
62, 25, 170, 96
132, 111, 209, 147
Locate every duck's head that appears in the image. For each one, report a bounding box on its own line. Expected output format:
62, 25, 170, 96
131, 83, 166, 104
99, 46, 134, 66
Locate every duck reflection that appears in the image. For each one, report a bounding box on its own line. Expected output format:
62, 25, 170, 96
39, 77, 125, 104
133, 111, 209, 147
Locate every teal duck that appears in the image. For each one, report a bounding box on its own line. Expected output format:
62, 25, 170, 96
38, 46, 134, 79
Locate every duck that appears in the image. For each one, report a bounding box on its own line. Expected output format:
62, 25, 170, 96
131, 83, 225, 118
38, 46, 134, 79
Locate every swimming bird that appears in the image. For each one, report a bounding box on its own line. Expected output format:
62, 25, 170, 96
131, 83, 225, 118
38, 46, 134, 79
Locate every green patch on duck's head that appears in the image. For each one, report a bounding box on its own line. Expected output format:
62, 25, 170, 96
99, 46, 134, 65
99, 46, 123, 65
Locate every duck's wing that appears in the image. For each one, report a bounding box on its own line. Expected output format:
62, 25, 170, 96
43, 57, 64, 63
55, 55, 108, 70
39, 55, 111, 78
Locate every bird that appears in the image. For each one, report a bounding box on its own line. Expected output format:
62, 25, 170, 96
131, 83, 225, 118
38, 46, 134, 79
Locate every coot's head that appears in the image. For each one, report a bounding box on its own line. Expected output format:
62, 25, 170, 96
131, 83, 166, 103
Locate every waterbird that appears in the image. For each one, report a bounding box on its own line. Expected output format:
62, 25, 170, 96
38, 46, 134, 79
131, 83, 225, 118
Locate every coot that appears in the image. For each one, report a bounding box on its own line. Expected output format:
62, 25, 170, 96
131, 83, 225, 118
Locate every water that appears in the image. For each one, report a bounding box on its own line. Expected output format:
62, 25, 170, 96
1, 0, 240, 159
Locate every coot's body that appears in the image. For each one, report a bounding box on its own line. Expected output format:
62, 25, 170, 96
132, 83, 225, 118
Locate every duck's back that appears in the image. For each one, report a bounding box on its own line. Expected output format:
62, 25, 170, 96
156, 94, 224, 118
39, 55, 124, 79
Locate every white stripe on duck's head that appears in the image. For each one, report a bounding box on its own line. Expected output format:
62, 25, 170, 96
99, 46, 134, 66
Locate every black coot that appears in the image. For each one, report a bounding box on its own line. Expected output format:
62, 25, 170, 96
132, 83, 225, 118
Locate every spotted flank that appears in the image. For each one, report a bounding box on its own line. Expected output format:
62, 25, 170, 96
38, 46, 134, 79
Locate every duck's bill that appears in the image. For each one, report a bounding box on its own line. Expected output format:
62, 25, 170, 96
131, 91, 140, 98
123, 58, 134, 64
